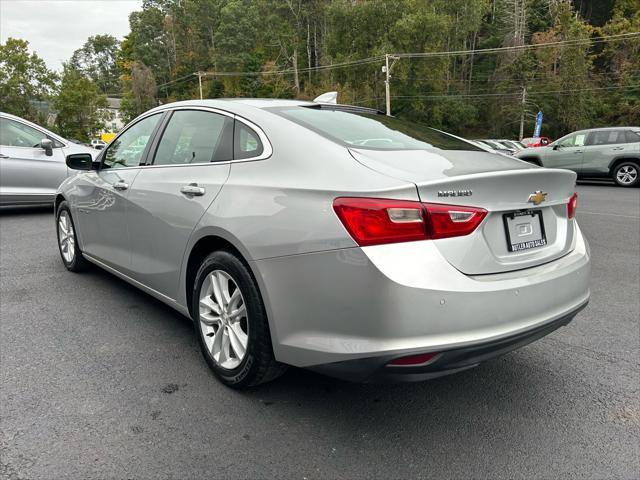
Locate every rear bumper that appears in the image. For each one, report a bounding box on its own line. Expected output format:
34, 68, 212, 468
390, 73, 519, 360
309, 301, 586, 382
252, 223, 590, 372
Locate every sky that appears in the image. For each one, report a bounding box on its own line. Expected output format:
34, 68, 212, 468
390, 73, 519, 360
0, 0, 142, 71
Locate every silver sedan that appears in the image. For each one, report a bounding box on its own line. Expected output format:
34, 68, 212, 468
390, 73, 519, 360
55, 99, 591, 387
0, 112, 97, 206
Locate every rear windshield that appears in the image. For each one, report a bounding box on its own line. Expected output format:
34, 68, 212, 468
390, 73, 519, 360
270, 107, 483, 151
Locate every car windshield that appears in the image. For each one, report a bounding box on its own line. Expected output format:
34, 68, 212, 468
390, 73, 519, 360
270, 106, 483, 151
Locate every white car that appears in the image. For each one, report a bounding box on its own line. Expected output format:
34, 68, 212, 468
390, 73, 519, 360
90, 139, 107, 150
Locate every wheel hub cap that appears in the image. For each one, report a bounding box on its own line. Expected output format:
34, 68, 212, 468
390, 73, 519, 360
58, 211, 75, 263
199, 270, 249, 369
617, 166, 637, 185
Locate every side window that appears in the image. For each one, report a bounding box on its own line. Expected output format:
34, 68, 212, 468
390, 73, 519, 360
0, 118, 45, 148
590, 130, 628, 146
153, 110, 233, 165
103, 113, 162, 169
626, 130, 640, 143
558, 134, 583, 147
234, 121, 264, 160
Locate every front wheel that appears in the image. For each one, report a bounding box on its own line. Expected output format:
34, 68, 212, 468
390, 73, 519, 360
192, 251, 287, 388
56, 201, 89, 272
612, 161, 639, 187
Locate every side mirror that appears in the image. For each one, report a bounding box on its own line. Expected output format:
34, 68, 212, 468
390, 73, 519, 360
552, 144, 559, 150
66, 153, 94, 171
41, 138, 53, 156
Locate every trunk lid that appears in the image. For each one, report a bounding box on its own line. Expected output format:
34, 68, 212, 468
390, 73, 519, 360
350, 148, 578, 275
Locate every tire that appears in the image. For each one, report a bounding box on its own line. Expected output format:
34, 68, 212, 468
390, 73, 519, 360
612, 161, 639, 187
520, 157, 541, 166
56, 201, 90, 272
192, 251, 287, 388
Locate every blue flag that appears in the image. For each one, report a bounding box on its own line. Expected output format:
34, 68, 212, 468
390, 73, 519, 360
533, 111, 543, 138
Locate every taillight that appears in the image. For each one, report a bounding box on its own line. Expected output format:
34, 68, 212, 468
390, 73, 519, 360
568, 192, 578, 219
422, 203, 488, 240
333, 197, 487, 247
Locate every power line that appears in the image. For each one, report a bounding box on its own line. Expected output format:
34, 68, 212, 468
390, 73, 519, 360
353, 84, 640, 105
392, 32, 640, 59
196, 32, 640, 78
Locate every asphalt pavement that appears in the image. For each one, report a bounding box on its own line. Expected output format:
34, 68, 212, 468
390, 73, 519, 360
1, 183, 638, 479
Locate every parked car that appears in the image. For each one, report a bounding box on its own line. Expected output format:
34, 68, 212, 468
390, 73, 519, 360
497, 139, 525, 152
521, 136, 552, 148
0, 112, 97, 205
90, 139, 107, 150
517, 127, 640, 187
475, 139, 516, 155
56, 99, 590, 388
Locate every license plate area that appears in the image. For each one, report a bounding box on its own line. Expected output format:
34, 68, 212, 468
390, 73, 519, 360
503, 209, 547, 252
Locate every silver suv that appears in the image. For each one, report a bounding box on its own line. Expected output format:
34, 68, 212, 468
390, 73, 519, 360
516, 127, 640, 187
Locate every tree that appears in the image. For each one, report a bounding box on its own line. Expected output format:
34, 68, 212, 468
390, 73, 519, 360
120, 61, 157, 123
54, 65, 108, 142
70, 34, 121, 95
0, 38, 57, 121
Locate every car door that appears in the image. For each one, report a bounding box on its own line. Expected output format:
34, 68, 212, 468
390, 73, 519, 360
73, 112, 164, 272
125, 108, 242, 298
0, 117, 67, 205
545, 132, 587, 172
583, 130, 637, 176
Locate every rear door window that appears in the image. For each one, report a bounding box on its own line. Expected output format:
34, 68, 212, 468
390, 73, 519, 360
153, 110, 233, 165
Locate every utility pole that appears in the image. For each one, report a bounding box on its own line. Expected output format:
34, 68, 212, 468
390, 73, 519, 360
384, 54, 391, 116
383, 54, 399, 116
197, 71, 203, 100
519, 85, 527, 141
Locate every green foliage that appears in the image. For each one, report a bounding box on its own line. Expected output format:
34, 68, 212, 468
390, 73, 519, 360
53, 65, 108, 142
120, 61, 158, 123
70, 34, 120, 94
0, 38, 58, 122
6, 0, 637, 140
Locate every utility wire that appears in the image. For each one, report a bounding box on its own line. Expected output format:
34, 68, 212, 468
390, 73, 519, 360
392, 32, 640, 58
196, 32, 640, 78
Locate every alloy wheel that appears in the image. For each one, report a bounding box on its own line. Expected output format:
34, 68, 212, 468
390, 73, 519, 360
58, 210, 75, 263
199, 270, 249, 369
616, 165, 638, 185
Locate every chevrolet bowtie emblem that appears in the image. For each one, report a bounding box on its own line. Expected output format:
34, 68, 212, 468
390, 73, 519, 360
528, 190, 547, 205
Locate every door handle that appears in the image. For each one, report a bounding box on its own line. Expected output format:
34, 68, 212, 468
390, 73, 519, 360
612, 147, 624, 151
0, 153, 9, 159
113, 180, 129, 191
180, 183, 206, 196
574, 150, 583, 154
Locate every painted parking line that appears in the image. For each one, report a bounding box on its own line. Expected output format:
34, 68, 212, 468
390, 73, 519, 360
579, 210, 640, 220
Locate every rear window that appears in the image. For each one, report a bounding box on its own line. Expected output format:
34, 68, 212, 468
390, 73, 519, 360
270, 107, 483, 151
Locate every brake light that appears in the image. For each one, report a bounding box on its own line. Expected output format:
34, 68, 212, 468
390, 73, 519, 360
333, 197, 487, 246
567, 192, 578, 219
423, 203, 488, 240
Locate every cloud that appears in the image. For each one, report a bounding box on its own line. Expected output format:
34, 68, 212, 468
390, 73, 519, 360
0, 0, 142, 71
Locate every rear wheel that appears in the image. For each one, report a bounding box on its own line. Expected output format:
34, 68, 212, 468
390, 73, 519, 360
192, 251, 286, 388
612, 161, 639, 187
56, 201, 89, 272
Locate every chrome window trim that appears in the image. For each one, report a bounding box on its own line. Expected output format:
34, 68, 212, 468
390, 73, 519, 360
94, 105, 273, 171
147, 105, 273, 164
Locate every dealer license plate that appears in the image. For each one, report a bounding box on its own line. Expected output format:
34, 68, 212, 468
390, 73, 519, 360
503, 209, 547, 252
